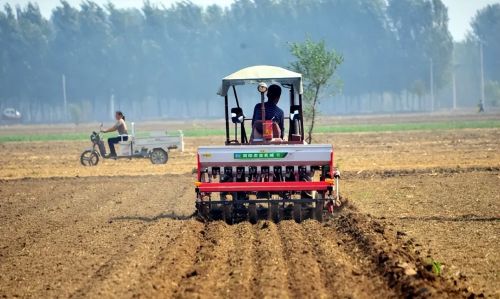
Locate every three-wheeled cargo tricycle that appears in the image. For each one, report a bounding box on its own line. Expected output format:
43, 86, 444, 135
80, 122, 184, 166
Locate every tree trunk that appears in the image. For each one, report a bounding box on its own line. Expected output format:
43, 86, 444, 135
307, 86, 321, 144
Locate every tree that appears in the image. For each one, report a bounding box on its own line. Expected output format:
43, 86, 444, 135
485, 81, 500, 107
471, 4, 500, 82
388, 0, 453, 93
68, 103, 82, 125
289, 38, 343, 143
1, 0, 461, 122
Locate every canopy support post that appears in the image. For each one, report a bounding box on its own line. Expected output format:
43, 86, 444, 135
299, 94, 305, 141
289, 85, 295, 140
225, 95, 230, 144
260, 91, 266, 124
232, 86, 240, 108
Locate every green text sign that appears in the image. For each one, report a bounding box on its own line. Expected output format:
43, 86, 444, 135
234, 152, 288, 160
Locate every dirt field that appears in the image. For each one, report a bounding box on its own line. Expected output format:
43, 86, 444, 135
0, 128, 498, 179
0, 124, 499, 298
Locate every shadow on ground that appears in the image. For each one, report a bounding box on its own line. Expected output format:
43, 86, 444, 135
110, 212, 194, 222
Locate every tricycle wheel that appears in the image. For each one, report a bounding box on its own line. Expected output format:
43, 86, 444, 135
80, 150, 99, 166
150, 148, 168, 164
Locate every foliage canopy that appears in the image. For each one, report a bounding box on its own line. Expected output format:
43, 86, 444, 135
290, 39, 343, 143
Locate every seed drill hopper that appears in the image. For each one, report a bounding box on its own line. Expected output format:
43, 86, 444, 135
195, 65, 340, 223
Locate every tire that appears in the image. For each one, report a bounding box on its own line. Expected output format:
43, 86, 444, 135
80, 150, 99, 166
150, 148, 168, 164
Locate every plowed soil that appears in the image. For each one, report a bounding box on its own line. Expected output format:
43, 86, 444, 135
0, 126, 499, 298
0, 128, 499, 179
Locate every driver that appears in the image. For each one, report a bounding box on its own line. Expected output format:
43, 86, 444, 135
251, 84, 284, 139
101, 111, 128, 158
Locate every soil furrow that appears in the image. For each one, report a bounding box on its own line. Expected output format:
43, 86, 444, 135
173, 221, 235, 298
224, 222, 256, 298
277, 220, 328, 298
250, 221, 290, 298
302, 220, 397, 298
132, 219, 204, 298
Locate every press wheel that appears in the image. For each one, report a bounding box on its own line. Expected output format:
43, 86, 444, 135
222, 204, 233, 224
270, 202, 280, 222
293, 202, 303, 223
248, 203, 258, 224
313, 199, 325, 222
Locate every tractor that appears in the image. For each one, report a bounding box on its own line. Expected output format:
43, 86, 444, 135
195, 65, 340, 223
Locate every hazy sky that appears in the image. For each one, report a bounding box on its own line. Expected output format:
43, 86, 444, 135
4, 0, 500, 41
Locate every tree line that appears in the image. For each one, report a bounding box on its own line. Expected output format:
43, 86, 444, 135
0, 0, 498, 123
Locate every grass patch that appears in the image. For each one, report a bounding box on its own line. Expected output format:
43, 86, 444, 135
1, 119, 499, 143
0, 129, 225, 143
184, 128, 226, 137
314, 119, 500, 133
0, 132, 89, 142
